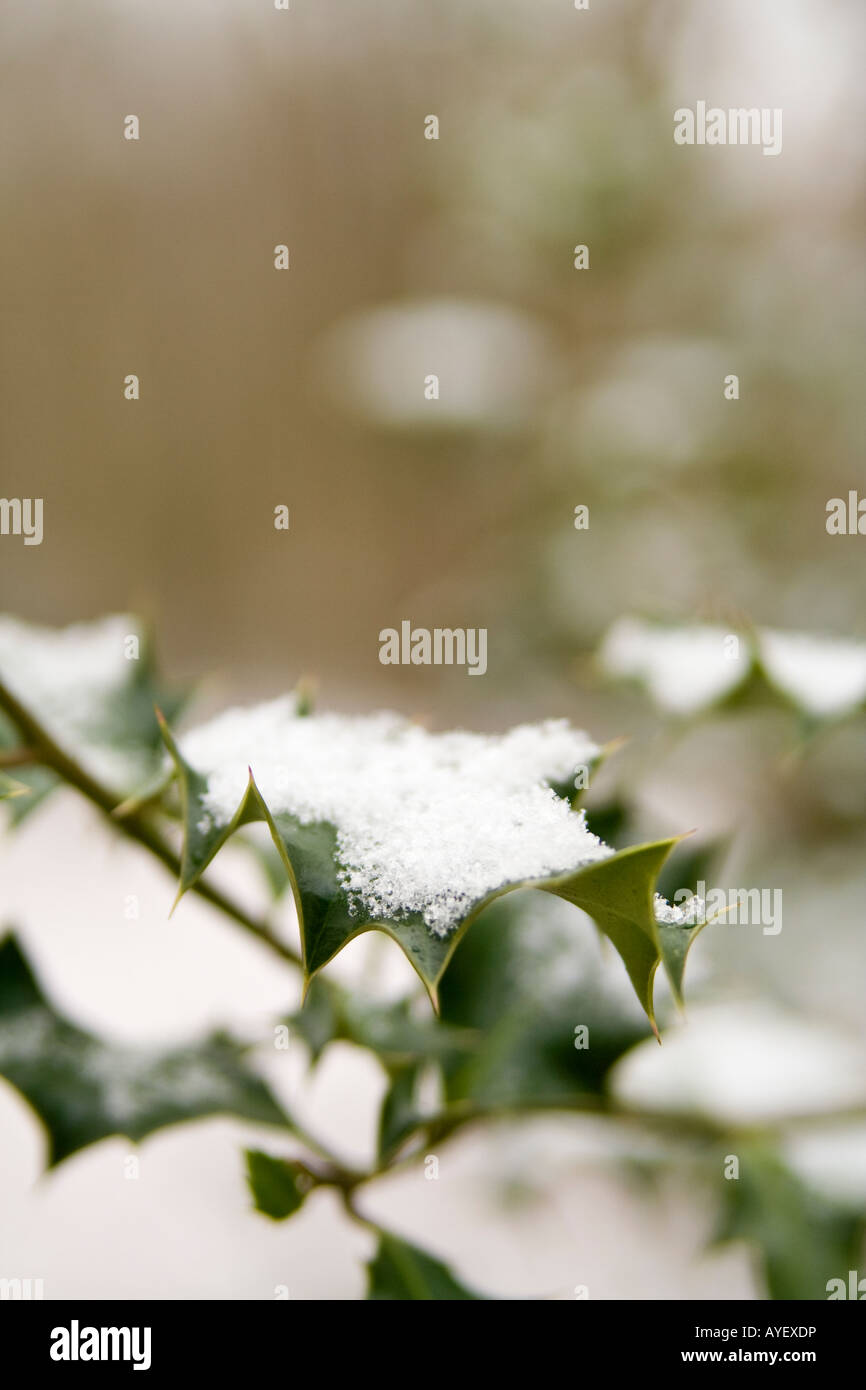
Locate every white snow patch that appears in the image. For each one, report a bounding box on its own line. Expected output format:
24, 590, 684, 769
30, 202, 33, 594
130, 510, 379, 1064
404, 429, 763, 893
653, 892, 706, 926
179, 701, 610, 936
599, 617, 747, 715
612, 1002, 866, 1125
0, 614, 144, 786
758, 629, 866, 718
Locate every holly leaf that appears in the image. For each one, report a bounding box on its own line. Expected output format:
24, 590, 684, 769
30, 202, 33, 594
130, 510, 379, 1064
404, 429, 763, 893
160, 710, 707, 1025
0, 933, 291, 1167
439, 893, 649, 1110
366, 1230, 488, 1300
244, 1149, 312, 1221
377, 1062, 424, 1163
599, 615, 866, 726
286, 976, 475, 1070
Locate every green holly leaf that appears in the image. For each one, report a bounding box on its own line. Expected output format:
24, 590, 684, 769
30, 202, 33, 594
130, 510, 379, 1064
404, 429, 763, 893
159, 709, 708, 1025
439, 893, 649, 1110
285, 976, 342, 1064
366, 1230, 489, 1300
0, 933, 291, 1167
244, 1149, 312, 1221
286, 977, 475, 1071
377, 1062, 424, 1163
539, 836, 685, 1026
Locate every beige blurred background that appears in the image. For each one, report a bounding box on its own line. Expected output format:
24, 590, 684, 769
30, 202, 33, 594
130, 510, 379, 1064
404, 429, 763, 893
1, 0, 865, 1299
2, 0, 863, 720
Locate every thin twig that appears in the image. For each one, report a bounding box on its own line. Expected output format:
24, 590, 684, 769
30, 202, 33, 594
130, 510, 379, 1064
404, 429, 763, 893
0, 746, 39, 768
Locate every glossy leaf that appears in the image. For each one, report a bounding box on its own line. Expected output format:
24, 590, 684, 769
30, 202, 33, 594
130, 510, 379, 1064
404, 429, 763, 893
160, 709, 702, 1023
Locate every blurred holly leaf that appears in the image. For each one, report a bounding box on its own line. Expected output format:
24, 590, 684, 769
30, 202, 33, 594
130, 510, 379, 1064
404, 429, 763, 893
286, 976, 475, 1071
377, 1062, 424, 1163
366, 1230, 488, 1300
244, 1149, 312, 1221
0, 614, 186, 823
0, 933, 291, 1166
713, 1144, 866, 1300
599, 616, 866, 727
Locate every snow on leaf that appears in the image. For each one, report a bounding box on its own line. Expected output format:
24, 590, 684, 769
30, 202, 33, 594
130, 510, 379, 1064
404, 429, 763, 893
598, 616, 750, 715
599, 615, 866, 723
757, 628, 866, 720
0, 614, 184, 812
159, 701, 708, 1022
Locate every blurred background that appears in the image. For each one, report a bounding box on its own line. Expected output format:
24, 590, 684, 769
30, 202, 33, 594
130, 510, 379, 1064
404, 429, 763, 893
0, 0, 864, 1299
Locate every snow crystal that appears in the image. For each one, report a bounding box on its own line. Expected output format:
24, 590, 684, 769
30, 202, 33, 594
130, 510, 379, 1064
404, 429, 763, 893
178, 700, 610, 935
758, 629, 866, 719
653, 892, 706, 926
599, 616, 747, 715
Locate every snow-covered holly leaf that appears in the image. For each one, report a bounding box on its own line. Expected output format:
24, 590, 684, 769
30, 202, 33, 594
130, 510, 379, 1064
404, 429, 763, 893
366, 1230, 489, 1300
159, 701, 709, 1024
0, 614, 185, 820
756, 629, 866, 724
0, 934, 291, 1167
244, 1149, 312, 1221
599, 615, 866, 725
598, 616, 753, 716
